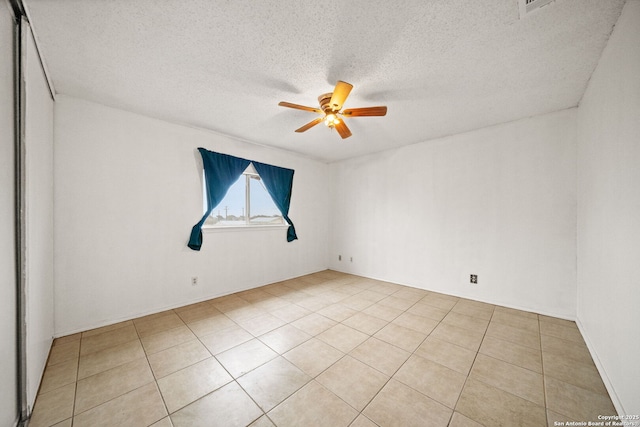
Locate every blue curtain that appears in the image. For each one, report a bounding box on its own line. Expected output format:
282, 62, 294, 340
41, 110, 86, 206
188, 148, 250, 250
253, 161, 298, 242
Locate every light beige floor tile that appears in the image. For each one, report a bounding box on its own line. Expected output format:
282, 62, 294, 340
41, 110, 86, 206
335, 284, 366, 296
394, 354, 466, 408
75, 357, 154, 414
407, 302, 449, 321
296, 295, 333, 311
420, 294, 458, 311
544, 377, 616, 421
81, 320, 133, 338
485, 322, 540, 350
238, 289, 273, 304
540, 334, 593, 365
479, 335, 542, 373
378, 295, 416, 311
134, 313, 185, 338
78, 339, 145, 379
268, 380, 358, 427
237, 312, 286, 336
350, 415, 379, 427
349, 337, 410, 376
415, 336, 476, 375
47, 340, 80, 366
469, 353, 544, 406
53, 333, 81, 346
542, 351, 607, 394
283, 337, 344, 377
198, 324, 253, 355
363, 379, 452, 427
362, 303, 403, 322
141, 325, 197, 355
393, 287, 428, 302
174, 304, 221, 324
546, 409, 578, 427
224, 305, 266, 323
391, 312, 439, 334
51, 418, 72, 427
291, 313, 337, 336
342, 312, 388, 335
186, 314, 236, 337
317, 323, 369, 353
39, 358, 78, 394
493, 305, 538, 320
340, 295, 376, 311
316, 355, 389, 411
374, 323, 427, 352
73, 382, 167, 427
454, 299, 494, 312
134, 310, 176, 324
317, 303, 358, 322
270, 304, 312, 323
491, 310, 540, 333
158, 357, 233, 413
449, 411, 484, 427
430, 323, 484, 351
28, 383, 75, 427
369, 282, 402, 295
442, 311, 489, 334
456, 379, 546, 427
148, 339, 211, 379
237, 356, 311, 411
451, 302, 494, 321
80, 324, 139, 356
216, 338, 278, 377
210, 294, 251, 312
249, 415, 276, 427
258, 324, 311, 354
539, 321, 584, 344
149, 416, 174, 427
171, 381, 262, 427
253, 296, 290, 312
538, 315, 577, 328
358, 289, 389, 302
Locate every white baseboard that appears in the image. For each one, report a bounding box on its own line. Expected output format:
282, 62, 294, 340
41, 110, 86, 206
575, 318, 625, 416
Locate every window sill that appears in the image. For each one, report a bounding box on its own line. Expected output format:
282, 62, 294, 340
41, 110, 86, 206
202, 224, 288, 233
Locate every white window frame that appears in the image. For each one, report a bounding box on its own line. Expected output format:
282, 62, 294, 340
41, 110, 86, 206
202, 165, 287, 231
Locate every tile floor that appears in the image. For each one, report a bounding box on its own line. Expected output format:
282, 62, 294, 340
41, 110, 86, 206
29, 270, 617, 427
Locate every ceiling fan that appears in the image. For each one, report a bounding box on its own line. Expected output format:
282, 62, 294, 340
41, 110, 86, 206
278, 81, 387, 139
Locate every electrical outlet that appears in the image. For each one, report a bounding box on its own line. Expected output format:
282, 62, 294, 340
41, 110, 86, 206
338, 255, 342, 261
470, 274, 478, 284
191, 276, 198, 286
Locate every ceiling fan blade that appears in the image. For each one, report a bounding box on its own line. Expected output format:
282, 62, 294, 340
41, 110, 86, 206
334, 120, 352, 139
278, 101, 323, 114
329, 81, 353, 111
341, 106, 387, 117
295, 117, 323, 133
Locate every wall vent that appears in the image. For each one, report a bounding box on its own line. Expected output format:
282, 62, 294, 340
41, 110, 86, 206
519, 0, 554, 18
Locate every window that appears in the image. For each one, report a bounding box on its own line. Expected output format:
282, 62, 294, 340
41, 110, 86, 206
204, 164, 284, 227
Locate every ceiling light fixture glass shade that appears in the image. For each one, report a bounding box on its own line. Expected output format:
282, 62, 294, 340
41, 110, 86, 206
324, 113, 340, 127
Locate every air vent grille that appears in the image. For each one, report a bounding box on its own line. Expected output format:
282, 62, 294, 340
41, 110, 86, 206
519, 0, 554, 18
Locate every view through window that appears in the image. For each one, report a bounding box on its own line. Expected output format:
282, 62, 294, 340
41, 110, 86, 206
204, 165, 284, 227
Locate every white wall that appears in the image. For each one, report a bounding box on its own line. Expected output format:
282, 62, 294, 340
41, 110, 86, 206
24, 23, 55, 410
330, 109, 577, 319
0, 4, 18, 426
53, 95, 330, 336
576, 0, 640, 415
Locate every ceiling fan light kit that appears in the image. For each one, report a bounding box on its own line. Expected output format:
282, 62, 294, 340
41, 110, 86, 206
279, 81, 387, 139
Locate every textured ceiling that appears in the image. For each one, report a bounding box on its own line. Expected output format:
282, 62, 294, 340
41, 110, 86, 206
25, 0, 625, 162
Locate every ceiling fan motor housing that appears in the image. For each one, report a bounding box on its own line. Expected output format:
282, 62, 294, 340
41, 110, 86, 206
318, 93, 337, 114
